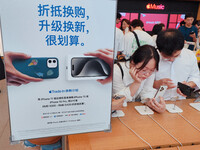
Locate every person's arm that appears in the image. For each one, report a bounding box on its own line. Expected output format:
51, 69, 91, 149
139, 73, 166, 113
145, 97, 166, 113
112, 97, 125, 111
140, 73, 157, 101
186, 52, 200, 88
189, 32, 197, 42
112, 63, 141, 101
153, 78, 176, 89
5, 52, 43, 86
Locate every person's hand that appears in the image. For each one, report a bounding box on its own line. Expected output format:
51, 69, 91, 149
176, 81, 188, 97
84, 49, 114, 84
112, 96, 125, 111
145, 97, 166, 113
189, 32, 196, 38
154, 78, 176, 89
5, 52, 43, 86
129, 66, 143, 83
177, 88, 187, 97
117, 51, 126, 61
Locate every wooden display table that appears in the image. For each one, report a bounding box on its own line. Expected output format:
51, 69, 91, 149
66, 99, 200, 150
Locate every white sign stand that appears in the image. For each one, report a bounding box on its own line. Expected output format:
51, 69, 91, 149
135, 106, 154, 115
189, 103, 200, 111
112, 110, 125, 118
166, 104, 183, 113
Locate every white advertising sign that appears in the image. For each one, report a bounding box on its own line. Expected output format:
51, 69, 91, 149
0, 0, 116, 141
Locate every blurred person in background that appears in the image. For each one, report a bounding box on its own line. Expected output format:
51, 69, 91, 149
127, 19, 155, 57
115, 13, 124, 60
193, 20, 200, 49
151, 24, 164, 43
178, 13, 198, 51
120, 19, 134, 59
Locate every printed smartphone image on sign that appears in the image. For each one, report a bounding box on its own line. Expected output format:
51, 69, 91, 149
71, 57, 110, 78
13, 57, 59, 79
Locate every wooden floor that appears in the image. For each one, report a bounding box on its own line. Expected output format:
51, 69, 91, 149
0, 79, 39, 150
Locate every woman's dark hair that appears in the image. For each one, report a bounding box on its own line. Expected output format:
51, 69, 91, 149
129, 45, 159, 71
156, 29, 184, 56
120, 19, 131, 31
131, 19, 144, 28
152, 24, 163, 35
116, 12, 121, 20
159, 23, 165, 28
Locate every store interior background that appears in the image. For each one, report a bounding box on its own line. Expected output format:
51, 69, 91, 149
117, 0, 200, 32
1, 0, 200, 150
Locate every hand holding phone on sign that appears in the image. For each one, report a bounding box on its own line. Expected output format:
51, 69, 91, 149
84, 49, 114, 84
5, 52, 43, 86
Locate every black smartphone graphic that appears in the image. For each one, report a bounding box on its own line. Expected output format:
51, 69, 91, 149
71, 57, 110, 78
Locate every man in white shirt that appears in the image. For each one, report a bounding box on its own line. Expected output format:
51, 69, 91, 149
154, 29, 200, 101
127, 19, 155, 56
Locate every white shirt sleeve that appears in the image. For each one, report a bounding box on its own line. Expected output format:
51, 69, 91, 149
187, 53, 200, 88
112, 64, 133, 101
119, 30, 125, 52
139, 73, 157, 103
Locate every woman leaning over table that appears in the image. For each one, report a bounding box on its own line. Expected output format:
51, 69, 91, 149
113, 44, 166, 113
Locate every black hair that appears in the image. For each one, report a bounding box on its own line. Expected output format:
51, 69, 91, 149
193, 20, 200, 26
156, 29, 184, 56
180, 20, 185, 26
120, 19, 131, 31
117, 12, 121, 19
159, 23, 165, 28
131, 19, 144, 28
152, 24, 163, 35
129, 45, 159, 71
185, 13, 194, 19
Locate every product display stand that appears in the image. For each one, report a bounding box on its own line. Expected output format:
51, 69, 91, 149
135, 106, 154, 115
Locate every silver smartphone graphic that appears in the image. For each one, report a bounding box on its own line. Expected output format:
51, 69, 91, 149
154, 85, 168, 102
71, 57, 111, 78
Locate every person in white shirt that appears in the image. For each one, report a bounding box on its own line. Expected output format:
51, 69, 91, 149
151, 23, 164, 43
113, 45, 166, 113
127, 19, 155, 57
153, 29, 200, 101
115, 28, 124, 59
120, 19, 134, 59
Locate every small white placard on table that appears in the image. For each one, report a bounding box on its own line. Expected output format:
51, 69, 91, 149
189, 103, 200, 111
135, 106, 154, 115
112, 110, 125, 118
166, 104, 183, 113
